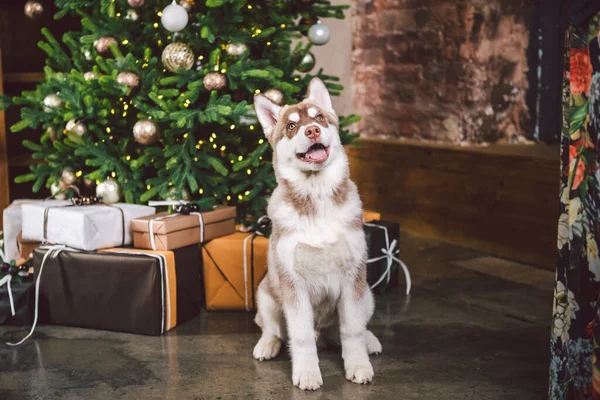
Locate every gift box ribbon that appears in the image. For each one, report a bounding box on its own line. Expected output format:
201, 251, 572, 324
0, 274, 16, 318
241, 216, 270, 311
147, 200, 207, 250
365, 222, 412, 295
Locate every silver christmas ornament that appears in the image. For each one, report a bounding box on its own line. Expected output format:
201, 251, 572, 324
83, 71, 96, 80
162, 42, 194, 72
166, 187, 191, 202
133, 119, 159, 145
308, 22, 330, 46
125, 9, 139, 21
203, 72, 227, 91
65, 119, 87, 137
161, 2, 189, 32
50, 181, 67, 200
24, 1, 43, 20
226, 43, 247, 56
96, 179, 121, 204
43, 94, 63, 112
94, 36, 117, 54
127, 0, 145, 7
264, 89, 284, 105
61, 168, 77, 185
117, 71, 140, 89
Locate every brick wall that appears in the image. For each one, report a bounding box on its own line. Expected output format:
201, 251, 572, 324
352, 0, 532, 144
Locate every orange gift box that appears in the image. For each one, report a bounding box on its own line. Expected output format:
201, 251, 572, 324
131, 206, 236, 250
363, 210, 381, 222
202, 231, 268, 311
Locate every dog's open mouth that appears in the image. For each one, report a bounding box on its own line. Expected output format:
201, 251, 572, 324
296, 143, 330, 163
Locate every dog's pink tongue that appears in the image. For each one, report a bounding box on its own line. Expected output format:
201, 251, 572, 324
305, 146, 326, 160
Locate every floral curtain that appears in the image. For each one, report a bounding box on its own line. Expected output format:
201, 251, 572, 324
551, 11, 600, 399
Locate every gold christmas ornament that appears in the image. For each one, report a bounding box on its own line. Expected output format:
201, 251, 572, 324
61, 169, 77, 185
94, 36, 117, 54
203, 72, 227, 91
117, 71, 140, 89
161, 42, 194, 72
179, 0, 195, 11
127, 0, 145, 7
83, 71, 96, 81
24, 1, 43, 20
226, 43, 247, 56
65, 119, 87, 137
133, 119, 159, 145
43, 94, 63, 112
264, 89, 284, 105
96, 179, 121, 204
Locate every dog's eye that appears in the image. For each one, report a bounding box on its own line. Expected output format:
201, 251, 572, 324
316, 114, 324, 122
287, 122, 296, 130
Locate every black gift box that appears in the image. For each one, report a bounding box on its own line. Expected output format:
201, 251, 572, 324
364, 221, 400, 294
32, 244, 204, 335
0, 280, 34, 326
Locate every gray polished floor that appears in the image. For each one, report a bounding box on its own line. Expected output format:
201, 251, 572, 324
0, 233, 552, 399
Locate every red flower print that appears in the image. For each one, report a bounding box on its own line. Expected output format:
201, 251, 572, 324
570, 47, 593, 95
569, 145, 587, 189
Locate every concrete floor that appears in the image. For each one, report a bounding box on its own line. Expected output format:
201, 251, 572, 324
0, 233, 552, 399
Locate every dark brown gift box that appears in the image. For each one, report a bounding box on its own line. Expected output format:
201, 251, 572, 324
32, 245, 204, 335
131, 206, 236, 250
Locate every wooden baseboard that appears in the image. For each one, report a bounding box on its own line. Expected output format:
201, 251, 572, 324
348, 138, 559, 269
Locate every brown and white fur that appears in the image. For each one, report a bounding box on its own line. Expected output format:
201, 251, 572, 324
253, 78, 381, 391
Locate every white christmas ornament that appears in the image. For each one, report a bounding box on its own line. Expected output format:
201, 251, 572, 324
308, 21, 330, 46
43, 94, 63, 112
96, 179, 121, 204
125, 9, 139, 21
161, 1, 189, 32
50, 181, 67, 200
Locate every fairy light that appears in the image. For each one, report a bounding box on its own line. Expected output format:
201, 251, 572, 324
230, 160, 234, 164
198, 55, 204, 60
157, 11, 162, 16
280, 24, 286, 28
238, 155, 243, 161
214, 66, 219, 71
266, 42, 271, 46
147, 184, 151, 190
230, 124, 236, 130
153, 22, 159, 28
109, 136, 114, 140
199, 188, 204, 194
106, 127, 111, 133
247, 4, 252, 9
245, 190, 250, 196
158, 39, 163, 46
246, 169, 252, 175
167, 35, 172, 40
124, 104, 129, 110
194, 157, 198, 162
294, 77, 300, 81
111, 109, 116, 114
221, 68, 227, 73
238, 194, 243, 200
250, 125, 255, 130
76, 171, 83, 178
158, 95, 164, 100
183, 132, 189, 138
209, 137, 214, 142
227, 195, 231, 201
119, 97, 124, 101
258, 139, 264, 144
142, 63, 148, 68
211, 133, 217, 138
255, 89, 261, 94
96, 180, 100, 185
116, 13, 121, 17
168, 181, 173, 186
122, 111, 127, 117
122, 39, 129, 45
195, 144, 200, 149
259, 156, 263, 160
213, 144, 217, 149
126, 155, 131, 161
199, 140, 204, 144
220, 145, 226, 151
111, 172, 116, 178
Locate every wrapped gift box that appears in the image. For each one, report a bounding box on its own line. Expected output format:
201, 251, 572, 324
202, 231, 268, 311
32, 244, 203, 335
132, 206, 236, 251
3, 199, 71, 261
0, 280, 34, 326
22, 203, 155, 251
364, 220, 401, 294
363, 210, 381, 222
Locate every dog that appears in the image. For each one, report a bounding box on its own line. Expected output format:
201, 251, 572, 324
252, 78, 381, 391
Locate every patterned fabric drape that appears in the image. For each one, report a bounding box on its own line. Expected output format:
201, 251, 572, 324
551, 12, 600, 399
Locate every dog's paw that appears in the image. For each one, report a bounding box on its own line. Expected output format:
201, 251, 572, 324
293, 366, 323, 391
253, 335, 281, 361
366, 330, 382, 355
345, 362, 374, 384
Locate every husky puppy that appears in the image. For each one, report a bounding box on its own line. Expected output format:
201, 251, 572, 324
252, 78, 381, 391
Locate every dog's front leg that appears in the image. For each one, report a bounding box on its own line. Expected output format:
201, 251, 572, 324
284, 287, 322, 391
338, 273, 375, 384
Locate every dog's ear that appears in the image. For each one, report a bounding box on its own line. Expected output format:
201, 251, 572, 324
307, 78, 333, 113
254, 94, 281, 138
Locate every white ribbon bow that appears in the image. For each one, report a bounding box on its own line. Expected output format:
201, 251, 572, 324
147, 201, 205, 250
6, 244, 72, 346
365, 223, 412, 295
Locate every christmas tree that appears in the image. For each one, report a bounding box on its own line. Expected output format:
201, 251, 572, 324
5, 0, 358, 219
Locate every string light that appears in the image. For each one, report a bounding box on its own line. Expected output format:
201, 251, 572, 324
238, 195, 243, 200
238, 155, 243, 161
246, 169, 252, 175
255, 89, 261, 94
280, 24, 286, 28
183, 132, 189, 138
111, 172, 116, 178
245, 190, 250, 196
153, 22, 159, 28
111, 109, 115, 114
220, 145, 226, 151
109, 136, 114, 140
294, 77, 300, 81
227, 195, 231, 201
211, 133, 217, 138
157, 39, 163, 46
247, 4, 252, 9
221, 68, 227, 73
199, 188, 204, 194
168, 181, 173, 186
198, 55, 204, 60
157, 11, 162, 16
209, 137, 214, 142
158, 95, 164, 99
122, 111, 127, 117
124, 104, 129, 110
194, 157, 198, 162
195, 144, 200, 149
116, 12, 121, 17
266, 42, 271, 46
76, 171, 83, 178
147, 184, 151, 190
122, 39, 129, 45
230, 160, 234, 164
214, 66, 219, 71
106, 127, 111, 133
126, 155, 131, 161
230, 124, 236, 130
258, 139, 264, 144
250, 125, 255, 130
213, 144, 217, 149
96, 180, 100, 185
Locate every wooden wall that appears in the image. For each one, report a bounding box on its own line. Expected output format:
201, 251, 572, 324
348, 139, 559, 269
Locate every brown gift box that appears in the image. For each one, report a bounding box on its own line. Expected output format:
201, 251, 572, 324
16, 231, 41, 261
202, 231, 268, 311
363, 210, 381, 222
131, 206, 236, 250
32, 245, 204, 335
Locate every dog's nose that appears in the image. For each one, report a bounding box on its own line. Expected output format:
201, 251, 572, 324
305, 125, 321, 141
